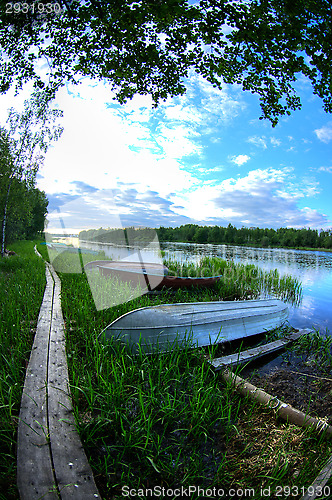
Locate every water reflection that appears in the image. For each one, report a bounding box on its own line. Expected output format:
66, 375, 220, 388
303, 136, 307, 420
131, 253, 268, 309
80, 239, 161, 264
162, 243, 332, 273
162, 242, 332, 335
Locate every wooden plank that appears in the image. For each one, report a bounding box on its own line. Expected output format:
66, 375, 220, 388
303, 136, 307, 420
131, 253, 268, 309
17, 265, 59, 499
47, 265, 100, 499
300, 453, 332, 500
34, 247, 43, 259
208, 329, 312, 370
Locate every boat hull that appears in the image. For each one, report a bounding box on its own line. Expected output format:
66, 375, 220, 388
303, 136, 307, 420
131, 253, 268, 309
85, 260, 168, 290
84, 260, 168, 274
102, 299, 289, 353
155, 275, 221, 290
85, 260, 221, 290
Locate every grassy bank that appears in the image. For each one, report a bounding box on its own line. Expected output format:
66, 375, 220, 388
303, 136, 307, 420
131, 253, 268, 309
2, 244, 331, 499
0, 241, 46, 499
42, 249, 331, 499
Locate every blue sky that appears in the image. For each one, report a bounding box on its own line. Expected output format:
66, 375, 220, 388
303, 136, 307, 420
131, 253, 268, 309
1, 69, 332, 234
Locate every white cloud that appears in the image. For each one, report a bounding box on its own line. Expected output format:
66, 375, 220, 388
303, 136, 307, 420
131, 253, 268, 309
247, 136, 268, 149
38, 81, 200, 199
168, 168, 329, 229
188, 73, 246, 127
301, 179, 320, 197
276, 176, 320, 199
162, 102, 204, 126
209, 137, 222, 143
318, 166, 332, 173
155, 123, 202, 159
314, 125, 332, 143
172, 169, 261, 220
230, 154, 250, 166
4, 72, 328, 232
270, 137, 281, 147
38, 74, 247, 209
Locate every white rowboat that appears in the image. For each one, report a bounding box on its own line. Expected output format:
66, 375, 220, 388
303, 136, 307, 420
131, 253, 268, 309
101, 299, 289, 353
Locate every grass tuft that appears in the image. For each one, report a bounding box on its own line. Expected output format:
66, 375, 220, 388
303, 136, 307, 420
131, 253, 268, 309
0, 241, 46, 499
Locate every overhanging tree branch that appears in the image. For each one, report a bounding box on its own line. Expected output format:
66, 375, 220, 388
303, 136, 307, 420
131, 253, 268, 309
0, 0, 331, 125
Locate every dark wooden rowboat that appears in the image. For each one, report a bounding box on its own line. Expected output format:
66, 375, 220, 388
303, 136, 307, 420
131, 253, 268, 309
155, 274, 222, 290
85, 260, 222, 290
84, 260, 168, 274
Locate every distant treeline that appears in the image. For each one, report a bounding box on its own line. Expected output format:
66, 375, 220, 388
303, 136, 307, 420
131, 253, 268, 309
156, 224, 332, 250
0, 179, 48, 245
79, 224, 332, 250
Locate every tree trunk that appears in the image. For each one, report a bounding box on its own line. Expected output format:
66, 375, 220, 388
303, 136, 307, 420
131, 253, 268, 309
1, 177, 13, 258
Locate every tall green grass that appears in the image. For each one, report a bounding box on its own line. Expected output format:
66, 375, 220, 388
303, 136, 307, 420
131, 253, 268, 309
0, 241, 46, 499
285, 328, 332, 374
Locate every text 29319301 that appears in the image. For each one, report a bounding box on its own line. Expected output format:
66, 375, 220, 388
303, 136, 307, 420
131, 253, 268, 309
5, 2, 63, 15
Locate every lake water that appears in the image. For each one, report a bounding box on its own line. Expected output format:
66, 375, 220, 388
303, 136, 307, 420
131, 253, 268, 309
161, 242, 332, 336
67, 238, 332, 336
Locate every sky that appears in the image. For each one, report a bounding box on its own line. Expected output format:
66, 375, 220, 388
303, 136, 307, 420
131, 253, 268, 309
1, 68, 332, 234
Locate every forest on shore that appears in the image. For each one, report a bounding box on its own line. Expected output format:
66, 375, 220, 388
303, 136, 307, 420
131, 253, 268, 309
79, 223, 332, 251
157, 224, 332, 249
0, 177, 48, 247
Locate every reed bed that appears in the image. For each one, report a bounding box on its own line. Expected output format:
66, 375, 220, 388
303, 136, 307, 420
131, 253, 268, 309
0, 241, 46, 499
166, 256, 302, 305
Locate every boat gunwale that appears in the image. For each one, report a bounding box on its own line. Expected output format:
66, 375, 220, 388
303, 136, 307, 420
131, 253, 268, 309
85, 260, 166, 269
107, 314, 289, 332
105, 300, 288, 332
96, 264, 223, 280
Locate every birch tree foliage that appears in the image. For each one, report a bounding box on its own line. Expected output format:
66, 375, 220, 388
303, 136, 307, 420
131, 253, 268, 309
0, 0, 332, 126
0, 136, 48, 246
6, 90, 63, 184
0, 90, 63, 256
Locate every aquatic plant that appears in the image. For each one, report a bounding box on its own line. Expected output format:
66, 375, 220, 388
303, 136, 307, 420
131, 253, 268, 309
165, 257, 302, 305
0, 241, 328, 499
288, 329, 332, 374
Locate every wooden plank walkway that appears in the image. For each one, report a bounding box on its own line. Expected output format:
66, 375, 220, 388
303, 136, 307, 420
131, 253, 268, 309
17, 249, 100, 499
17, 264, 58, 499
208, 329, 312, 370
